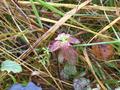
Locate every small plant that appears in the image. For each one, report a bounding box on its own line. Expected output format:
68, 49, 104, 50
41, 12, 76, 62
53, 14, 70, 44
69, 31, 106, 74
0, 60, 23, 88
39, 47, 51, 65
49, 33, 80, 79
60, 63, 77, 79
1, 60, 22, 73
49, 33, 80, 65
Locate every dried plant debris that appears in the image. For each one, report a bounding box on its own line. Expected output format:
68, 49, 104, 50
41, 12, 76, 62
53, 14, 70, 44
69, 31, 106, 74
91, 39, 114, 60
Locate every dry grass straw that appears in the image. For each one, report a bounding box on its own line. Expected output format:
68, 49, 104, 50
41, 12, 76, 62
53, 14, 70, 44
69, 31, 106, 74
83, 48, 107, 90
17, 0, 92, 89
19, 0, 91, 61
18, 1, 120, 11
89, 15, 120, 43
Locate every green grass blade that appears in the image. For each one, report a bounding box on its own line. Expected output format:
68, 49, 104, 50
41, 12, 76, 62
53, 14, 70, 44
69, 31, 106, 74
30, 0, 43, 28
36, 0, 63, 15
74, 40, 120, 47
36, 0, 94, 33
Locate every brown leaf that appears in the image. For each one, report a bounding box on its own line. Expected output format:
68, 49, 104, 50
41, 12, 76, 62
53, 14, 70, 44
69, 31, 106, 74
91, 39, 114, 60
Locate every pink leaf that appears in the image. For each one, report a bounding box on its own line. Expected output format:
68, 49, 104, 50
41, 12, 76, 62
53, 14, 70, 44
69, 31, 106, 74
48, 41, 61, 52
69, 37, 80, 44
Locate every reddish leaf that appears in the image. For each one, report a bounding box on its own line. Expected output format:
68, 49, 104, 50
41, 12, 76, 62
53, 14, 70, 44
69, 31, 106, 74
91, 40, 114, 60
68, 37, 80, 44
61, 47, 78, 65
48, 41, 61, 52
